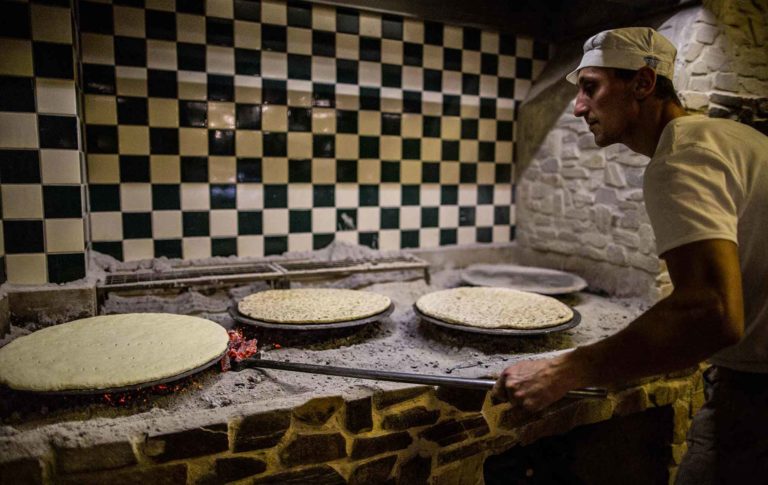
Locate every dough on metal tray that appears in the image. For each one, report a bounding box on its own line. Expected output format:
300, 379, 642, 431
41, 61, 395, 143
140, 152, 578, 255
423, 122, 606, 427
0, 313, 229, 392
416, 287, 573, 329
238, 288, 391, 324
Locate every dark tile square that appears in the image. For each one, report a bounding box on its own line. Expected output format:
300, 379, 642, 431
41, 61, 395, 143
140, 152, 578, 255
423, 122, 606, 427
359, 136, 379, 159
4, 220, 44, 254
476, 227, 492, 243
381, 161, 399, 182
237, 104, 261, 129
262, 79, 287, 105
287, 1, 311, 27
289, 209, 312, 232
288, 107, 311, 131
359, 37, 381, 62
516, 58, 533, 79
238, 210, 262, 235
235, 0, 261, 22
264, 185, 288, 208
180, 101, 208, 128
209, 130, 235, 156
442, 95, 460, 116
92, 241, 123, 260
534, 40, 549, 60
313, 233, 334, 250
359, 185, 378, 206
336, 7, 359, 34
358, 232, 378, 249
402, 91, 421, 113
178, 43, 206, 72
47, 253, 86, 283
481, 53, 498, 76
401, 230, 419, 249
360, 87, 380, 110
265, 236, 288, 256
500, 33, 516, 55
89, 184, 120, 212
80, 1, 113, 34
146, 9, 176, 40
461, 119, 478, 139
423, 69, 442, 92
181, 157, 208, 182
480, 98, 496, 119
442, 140, 459, 161
421, 207, 438, 227
422, 162, 440, 183
440, 228, 457, 246
443, 48, 462, 71
117, 96, 148, 125
43, 185, 81, 218
262, 24, 287, 52
423, 116, 440, 138
497, 121, 513, 141
207, 17, 234, 47
402, 139, 420, 160
183, 211, 209, 236
479, 142, 495, 161
0, 76, 35, 112
212, 237, 237, 257
498, 77, 515, 99
463, 27, 481, 50
336, 59, 358, 84
380, 207, 399, 229
510, 225, 517, 240
313, 134, 335, 158
1, 2, 31, 38
33, 42, 74, 79
123, 212, 152, 239
336, 208, 357, 231
151, 128, 179, 155
152, 184, 180, 210
381, 113, 400, 135
114, 36, 147, 67
211, 184, 236, 209
494, 205, 510, 225
313, 185, 335, 207
382, 64, 402, 88
312, 83, 335, 108
403, 42, 423, 66
120, 155, 150, 182
289, 159, 312, 183
237, 157, 262, 182
459, 206, 476, 226
441, 185, 458, 205
177, 0, 205, 14
38, 115, 78, 149
263, 132, 287, 156
382, 14, 403, 40
148, 69, 177, 98
83, 64, 116, 95
462, 74, 479, 95
235, 48, 261, 76
154, 239, 182, 259
460, 163, 477, 183
288, 54, 311, 80
0, 150, 40, 183
401, 185, 420, 206
336, 110, 357, 134
207, 74, 234, 102
478, 184, 494, 204
495, 163, 511, 183
312, 31, 335, 57
424, 21, 443, 45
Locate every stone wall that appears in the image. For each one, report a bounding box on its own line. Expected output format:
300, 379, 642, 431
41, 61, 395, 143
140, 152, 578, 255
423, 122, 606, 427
514, 1, 768, 300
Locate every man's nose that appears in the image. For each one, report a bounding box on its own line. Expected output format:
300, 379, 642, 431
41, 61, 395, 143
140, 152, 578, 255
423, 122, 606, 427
573, 93, 588, 118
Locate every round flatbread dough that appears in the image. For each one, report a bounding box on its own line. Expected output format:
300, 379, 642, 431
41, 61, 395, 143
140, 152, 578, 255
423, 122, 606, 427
0, 313, 229, 392
416, 287, 574, 329
238, 288, 391, 324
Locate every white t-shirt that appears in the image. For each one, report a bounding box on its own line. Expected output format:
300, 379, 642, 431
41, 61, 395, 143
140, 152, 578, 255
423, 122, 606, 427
644, 114, 768, 372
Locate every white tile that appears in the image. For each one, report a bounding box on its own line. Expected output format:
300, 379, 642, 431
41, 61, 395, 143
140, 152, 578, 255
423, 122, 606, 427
481, 31, 499, 53
179, 71, 208, 100
442, 71, 461, 94
312, 56, 336, 83
400, 206, 420, 229
477, 205, 494, 225
261, 51, 287, 78
498, 55, 515, 77
493, 225, 510, 242
459, 184, 478, 206
2, 185, 43, 219
120, 183, 152, 212
358, 61, 381, 86
183, 237, 211, 260
443, 25, 462, 49
516, 36, 534, 58
210, 209, 238, 236
480, 75, 498, 98
207, 46, 235, 74
403, 19, 423, 43
311, 207, 336, 232
312, 5, 336, 31
237, 235, 263, 258
288, 233, 312, 252
0, 113, 38, 148
439, 206, 459, 227
378, 229, 399, 251
152, 211, 182, 239
42, 149, 81, 184
6, 254, 47, 285
495, 185, 513, 205
420, 228, 440, 248
357, 207, 379, 231
379, 183, 401, 207
207, 0, 234, 18
115, 66, 148, 97
335, 231, 358, 245
181, 183, 210, 210
123, 239, 154, 261
335, 184, 358, 207
262, 0, 287, 24
262, 208, 289, 235
360, 12, 381, 37
420, 184, 440, 206
422, 91, 442, 116
235, 20, 260, 49
288, 184, 312, 208
45, 218, 85, 253
457, 227, 475, 245
89, 212, 122, 241
147, 40, 177, 70
237, 184, 263, 209
402, 66, 422, 91
286, 79, 312, 106
36, 79, 77, 115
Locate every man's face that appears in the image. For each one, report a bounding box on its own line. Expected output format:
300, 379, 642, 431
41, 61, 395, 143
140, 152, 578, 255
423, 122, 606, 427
573, 67, 636, 147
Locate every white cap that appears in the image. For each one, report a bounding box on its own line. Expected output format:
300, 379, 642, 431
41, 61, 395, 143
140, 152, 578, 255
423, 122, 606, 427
566, 27, 676, 84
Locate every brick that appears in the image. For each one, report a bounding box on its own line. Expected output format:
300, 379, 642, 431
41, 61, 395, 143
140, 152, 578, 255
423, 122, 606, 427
214, 456, 267, 482
399, 454, 432, 484
345, 397, 373, 434
253, 465, 345, 484
374, 387, 430, 409
55, 441, 137, 474
420, 416, 489, 446
381, 407, 440, 431
351, 432, 412, 460
435, 386, 487, 412
437, 441, 485, 465
279, 433, 347, 467
294, 397, 343, 426
709, 92, 744, 109
348, 455, 397, 485
142, 424, 228, 463
58, 464, 187, 485
233, 409, 291, 452
0, 458, 45, 485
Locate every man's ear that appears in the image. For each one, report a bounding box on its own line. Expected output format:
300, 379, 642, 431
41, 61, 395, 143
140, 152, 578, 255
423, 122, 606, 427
634, 67, 657, 99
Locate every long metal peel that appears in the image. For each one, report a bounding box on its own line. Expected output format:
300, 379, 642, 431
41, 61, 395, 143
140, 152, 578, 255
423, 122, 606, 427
235, 358, 607, 399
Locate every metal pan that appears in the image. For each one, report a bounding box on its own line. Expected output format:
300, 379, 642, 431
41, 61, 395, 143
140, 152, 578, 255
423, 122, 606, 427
414, 305, 581, 336
229, 301, 395, 331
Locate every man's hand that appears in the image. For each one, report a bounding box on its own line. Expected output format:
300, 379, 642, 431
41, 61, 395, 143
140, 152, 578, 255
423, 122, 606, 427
491, 355, 575, 412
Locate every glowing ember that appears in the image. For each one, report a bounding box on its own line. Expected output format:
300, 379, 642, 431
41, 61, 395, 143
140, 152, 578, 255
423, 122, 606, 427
220, 329, 258, 371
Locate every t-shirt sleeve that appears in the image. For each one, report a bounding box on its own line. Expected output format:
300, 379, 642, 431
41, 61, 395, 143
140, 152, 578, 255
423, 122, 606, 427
643, 146, 741, 256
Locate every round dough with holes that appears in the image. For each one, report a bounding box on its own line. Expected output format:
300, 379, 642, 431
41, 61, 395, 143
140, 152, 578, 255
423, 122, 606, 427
416, 287, 574, 329
0, 313, 229, 392
238, 288, 391, 324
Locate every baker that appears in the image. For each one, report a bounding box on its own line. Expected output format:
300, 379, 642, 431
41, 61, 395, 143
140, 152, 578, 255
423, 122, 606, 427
492, 27, 768, 483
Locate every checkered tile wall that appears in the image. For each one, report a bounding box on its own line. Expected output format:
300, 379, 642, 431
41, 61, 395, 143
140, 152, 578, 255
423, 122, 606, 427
0, 0, 87, 285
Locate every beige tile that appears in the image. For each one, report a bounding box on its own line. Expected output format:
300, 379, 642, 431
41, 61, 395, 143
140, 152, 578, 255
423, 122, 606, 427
312, 5, 335, 31
335, 134, 358, 159
360, 12, 381, 37
183, 237, 212, 260
116, 67, 148, 97
261, 158, 288, 183
444, 25, 463, 49
482, 31, 499, 53
497, 99, 516, 121
262, 208, 289, 235
515, 79, 531, 100
421, 184, 441, 205
287, 80, 311, 106
262, 0, 287, 24
146, 0, 175, 12
85, 95, 117, 124
261, 104, 288, 131
335, 183, 357, 206
32, 5, 72, 43
359, 61, 381, 86
235, 20, 260, 49
210, 210, 237, 236
441, 117, 460, 139
118, 126, 149, 155
358, 111, 380, 135
357, 207, 379, 231
209, 156, 236, 183
0, 224, 5, 259
177, 13, 205, 44
208, 102, 236, 129
236, 131, 262, 157
2, 185, 43, 219
380, 136, 401, 160
495, 184, 513, 205
312, 57, 335, 84
0, 113, 38, 148
401, 161, 421, 183
288, 233, 312, 252
114, 6, 145, 37
207, 0, 233, 18
123, 239, 154, 262
286, 27, 310, 54
401, 206, 421, 229
403, 19, 423, 43
121, 183, 152, 212
335, 231, 357, 245
235, 75, 262, 103
179, 128, 208, 155
401, 114, 422, 138
312, 108, 335, 133
311, 207, 335, 232
460, 140, 479, 162
45, 219, 85, 253
150, 155, 181, 183
6, 254, 47, 285
90, 212, 122, 241
423, 46, 442, 70
422, 92, 442, 116
336, 33, 358, 60
37, 79, 77, 115
498, 55, 515, 77
147, 40, 177, 70
480, 75, 497, 98
479, 120, 496, 141
443, 71, 462, 94
288, 184, 312, 208
382, 39, 403, 65
493, 226, 510, 243
440, 161, 460, 184
41, 149, 81, 184
402, 66, 422, 91
286, 132, 311, 158
463, 51, 481, 74
517, 36, 533, 57
496, 141, 513, 163
207, 45, 235, 74
379, 184, 400, 207
261, 51, 287, 78
357, 160, 380, 184
81, 33, 114, 65
0, 39, 33, 76
422, 139, 441, 161
312, 159, 335, 184
477, 162, 495, 184
178, 71, 207, 100
236, 183, 263, 209
380, 88, 402, 113
461, 97, 480, 118
237, 235, 263, 258
181, 183, 210, 210
148, 98, 179, 127
151, 211, 182, 239
87, 154, 120, 183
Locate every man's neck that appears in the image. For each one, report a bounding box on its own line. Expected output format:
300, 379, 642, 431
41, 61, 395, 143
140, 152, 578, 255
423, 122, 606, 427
623, 100, 688, 157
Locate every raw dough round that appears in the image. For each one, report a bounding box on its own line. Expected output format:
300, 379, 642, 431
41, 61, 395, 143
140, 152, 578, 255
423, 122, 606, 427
0, 313, 229, 392
416, 287, 574, 329
238, 288, 392, 324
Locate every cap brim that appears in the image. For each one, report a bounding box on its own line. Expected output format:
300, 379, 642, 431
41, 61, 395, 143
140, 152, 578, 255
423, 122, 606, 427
565, 68, 579, 84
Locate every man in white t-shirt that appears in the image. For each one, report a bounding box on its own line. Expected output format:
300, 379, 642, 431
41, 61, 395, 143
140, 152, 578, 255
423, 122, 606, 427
492, 27, 768, 483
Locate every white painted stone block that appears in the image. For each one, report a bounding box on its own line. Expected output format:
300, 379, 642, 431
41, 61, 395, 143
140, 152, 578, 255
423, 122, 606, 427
605, 162, 627, 188
714, 72, 739, 91
695, 24, 719, 44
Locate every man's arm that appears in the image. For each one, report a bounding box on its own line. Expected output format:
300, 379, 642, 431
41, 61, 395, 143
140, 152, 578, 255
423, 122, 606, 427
493, 238, 744, 411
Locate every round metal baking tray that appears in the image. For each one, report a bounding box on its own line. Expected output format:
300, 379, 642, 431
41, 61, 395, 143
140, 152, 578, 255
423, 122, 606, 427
414, 305, 581, 336
230, 302, 395, 331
